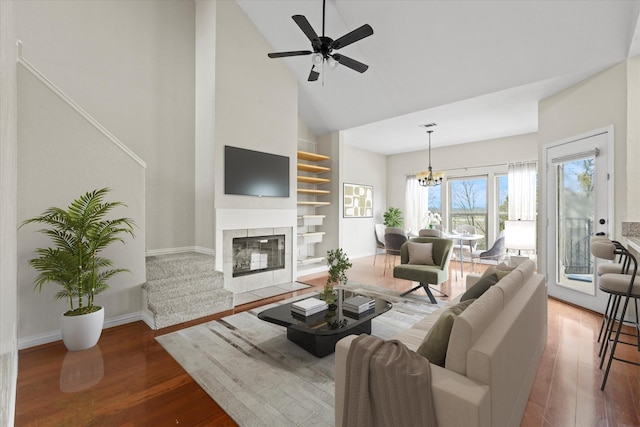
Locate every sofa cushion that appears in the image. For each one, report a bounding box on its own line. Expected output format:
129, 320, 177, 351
460, 273, 499, 302
446, 286, 504, 375
417, 299, 476, 366
494, 270, 523, 303
481, 262, 515, 279
408, 241, 435, 265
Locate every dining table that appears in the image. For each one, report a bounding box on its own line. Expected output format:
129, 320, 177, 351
442, 232, 484, 279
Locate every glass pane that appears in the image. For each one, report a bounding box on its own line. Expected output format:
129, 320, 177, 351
449, 178, 487, 250
556, 158, 595, 294
428, 186, 441, 217
497, 175, 508, 232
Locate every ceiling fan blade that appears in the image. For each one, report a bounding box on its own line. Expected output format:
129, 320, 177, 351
292, 15, 319, 42
331, 24, 373, 50
332, 54, 369, 73
267, 50, 313, 58
308, 67, 320, 82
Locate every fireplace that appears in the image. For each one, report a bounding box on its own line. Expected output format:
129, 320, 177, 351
232, 234, 285, 277
220, 222, 294, 294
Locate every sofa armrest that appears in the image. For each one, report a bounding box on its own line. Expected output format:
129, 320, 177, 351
335, 335, 491, 427
466, 273, 482, 290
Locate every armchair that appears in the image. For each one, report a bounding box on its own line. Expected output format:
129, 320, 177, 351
393, 237, 454, 303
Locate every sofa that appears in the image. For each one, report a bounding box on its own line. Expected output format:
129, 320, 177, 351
335, 259, 547, 427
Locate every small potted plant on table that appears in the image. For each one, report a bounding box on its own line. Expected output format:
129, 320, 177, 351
323, 248, 352, 305
21, 188, 136, 351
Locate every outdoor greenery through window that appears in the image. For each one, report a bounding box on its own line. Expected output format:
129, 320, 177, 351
496, 174, 508, 233
448, 177, 488, 250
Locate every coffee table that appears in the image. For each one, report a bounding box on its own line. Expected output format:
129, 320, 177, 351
257, 290, 392, 357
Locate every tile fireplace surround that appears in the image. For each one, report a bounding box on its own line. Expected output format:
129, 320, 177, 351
223, 227, 293, 294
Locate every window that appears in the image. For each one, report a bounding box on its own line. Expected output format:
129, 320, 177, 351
496, 174, 508, 233
448, 177, 488, 249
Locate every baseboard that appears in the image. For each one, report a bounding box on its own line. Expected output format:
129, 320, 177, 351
146, 246, 215, 257
140, 310, 156, 330
18, 311, 144, 350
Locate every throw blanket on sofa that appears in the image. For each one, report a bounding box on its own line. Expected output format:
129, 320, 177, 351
343, 334, 438, 427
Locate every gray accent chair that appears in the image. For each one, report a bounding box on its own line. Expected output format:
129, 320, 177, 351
393, 237, 454, 304
471, 231, 506, 271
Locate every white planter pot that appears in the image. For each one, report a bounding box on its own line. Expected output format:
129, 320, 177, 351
60, 306, 105, 351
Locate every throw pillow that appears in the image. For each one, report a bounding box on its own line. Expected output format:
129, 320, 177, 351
460, 273, 500, 301
480, 262, 515, 279
407, 242, 435, 265
417, 299, 476, 366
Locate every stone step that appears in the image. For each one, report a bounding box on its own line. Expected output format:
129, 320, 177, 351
150, 294, 235, 329
145, 278, 223, 305
147, 288, 233, 315
144, 252, 234, 329
146, 252, 216, 281
144, 271, 224, 297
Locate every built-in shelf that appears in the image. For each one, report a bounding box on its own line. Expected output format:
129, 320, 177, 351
297, 163, 330, 174
297, 188, 330, 195
298, 176, 330, 184
298, 231, 326, 244
298, 256, 325, 265
297, 201, 331, 206
296, 149, 331, 272
298, 151, 330, 162
298, 215, 325, 226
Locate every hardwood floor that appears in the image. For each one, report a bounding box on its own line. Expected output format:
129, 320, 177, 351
15, 256, 640, 426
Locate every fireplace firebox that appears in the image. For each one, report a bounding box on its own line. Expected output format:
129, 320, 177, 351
232, 234, 285, 277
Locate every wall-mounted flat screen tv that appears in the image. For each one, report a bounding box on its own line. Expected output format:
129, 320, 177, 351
224, 145, 290, 198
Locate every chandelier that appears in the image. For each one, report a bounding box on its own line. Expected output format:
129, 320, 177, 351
417, 128, 444, 187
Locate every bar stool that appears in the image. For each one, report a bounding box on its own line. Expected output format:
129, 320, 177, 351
594, 241, 640, 390
590, 237, 633, 344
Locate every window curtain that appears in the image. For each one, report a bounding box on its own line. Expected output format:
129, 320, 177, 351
508, 161, 537, 220
405, 175, 429, 234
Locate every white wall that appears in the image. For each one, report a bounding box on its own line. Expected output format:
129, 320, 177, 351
625, 57, 640, 221
538, 61, 634, 275
195, 0, 217, 252
213, 0, 297, 212
340, 144, 387, 259
17, 66, 146, 346
0, 1, 18, 423
15, 0, 196, 251
212, 0, 298, 276
386, 133, 539, 216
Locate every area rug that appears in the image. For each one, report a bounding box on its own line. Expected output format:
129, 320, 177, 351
156, 287, 444, 427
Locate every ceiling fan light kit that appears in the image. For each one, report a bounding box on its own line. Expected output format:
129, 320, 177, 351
267, 0, 373, 82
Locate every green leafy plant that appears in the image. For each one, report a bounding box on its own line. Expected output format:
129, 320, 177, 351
383, 207, 403, 227
326, 248, 352, 288
21, 188, 136, 316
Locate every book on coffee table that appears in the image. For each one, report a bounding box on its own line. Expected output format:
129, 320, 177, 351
291, 297, 328, 316
343, 296, 375, 314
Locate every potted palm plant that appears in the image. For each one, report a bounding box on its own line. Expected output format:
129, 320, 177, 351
21, 188, 136, 351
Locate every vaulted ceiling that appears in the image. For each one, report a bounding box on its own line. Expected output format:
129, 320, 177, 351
237, 0, 640, 154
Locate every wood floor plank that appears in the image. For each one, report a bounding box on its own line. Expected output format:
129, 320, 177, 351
15, 256, 640, 426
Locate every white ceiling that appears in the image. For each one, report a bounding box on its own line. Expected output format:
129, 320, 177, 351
236, 0, 640, 154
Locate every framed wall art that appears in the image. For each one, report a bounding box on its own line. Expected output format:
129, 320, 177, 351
343, 183, 373, 218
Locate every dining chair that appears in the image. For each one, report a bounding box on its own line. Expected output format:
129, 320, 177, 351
471, 231, 506, 271
383, 232, 408, 275
373, 224, 386, 265
419, 228, 442, 237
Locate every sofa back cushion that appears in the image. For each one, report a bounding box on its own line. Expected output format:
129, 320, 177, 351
416, 299, 476, 366
445, 286, 504, 375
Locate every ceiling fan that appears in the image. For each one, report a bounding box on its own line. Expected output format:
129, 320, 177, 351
267, 0, 373, 82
